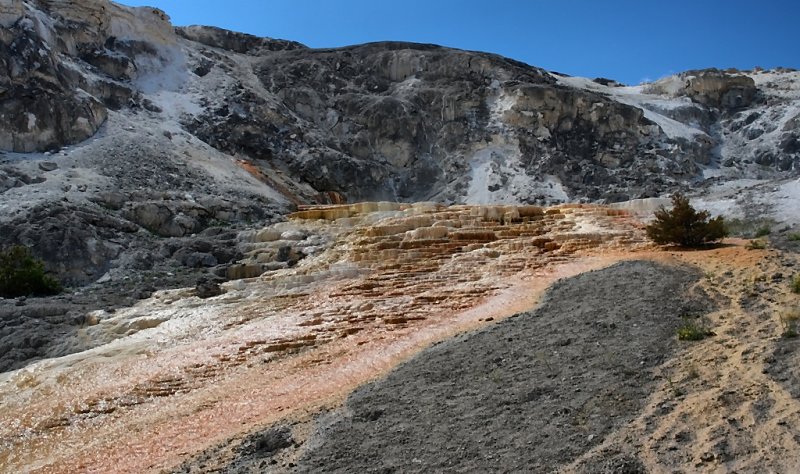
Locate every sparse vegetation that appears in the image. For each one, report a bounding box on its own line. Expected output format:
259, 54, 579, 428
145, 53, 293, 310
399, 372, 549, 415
686, 365, 700, 380
746, 239, 768, 250
0, 245, 62, 298
779, 308, 800, 338
665, 375, 685, 397
724, 217, 778, 239
646, 193, 727, 247
677, 315, 713, 341
534, 351, 554, 373
788, 233, 800, 242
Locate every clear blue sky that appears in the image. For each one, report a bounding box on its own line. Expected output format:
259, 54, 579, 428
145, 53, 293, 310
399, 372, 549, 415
119, 0, 798, 85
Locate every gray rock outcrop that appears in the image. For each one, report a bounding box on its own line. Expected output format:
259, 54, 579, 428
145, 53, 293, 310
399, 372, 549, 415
176, 25, 306, 55
0, 0, 181, 152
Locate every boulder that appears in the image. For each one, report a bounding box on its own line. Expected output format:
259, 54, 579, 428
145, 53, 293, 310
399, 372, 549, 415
195, 278, 224, 298
124, 202, 205, 237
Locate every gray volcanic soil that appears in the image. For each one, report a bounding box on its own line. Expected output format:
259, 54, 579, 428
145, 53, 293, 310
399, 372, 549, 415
193, 260, 716, 473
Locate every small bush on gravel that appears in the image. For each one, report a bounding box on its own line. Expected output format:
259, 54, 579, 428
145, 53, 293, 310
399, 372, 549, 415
646, 193, 727, 247
677, 316, 713, 341
779, 309, 800, 338
788, 233, 800, 242
0, 245, 62, 298
746, 239, 768, 250
792, 275, 800, 294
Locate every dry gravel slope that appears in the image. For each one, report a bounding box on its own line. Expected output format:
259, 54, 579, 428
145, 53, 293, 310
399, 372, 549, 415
209, 260, 710, 472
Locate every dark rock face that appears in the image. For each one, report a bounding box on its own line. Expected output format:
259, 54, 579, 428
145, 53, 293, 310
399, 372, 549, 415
2, 2, 797, 202
0, 203, 138, 285
0, 299, 89, 373
185, 41, 694, 203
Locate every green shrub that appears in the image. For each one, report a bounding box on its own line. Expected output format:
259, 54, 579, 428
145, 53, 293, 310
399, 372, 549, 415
0, 245, 62, 298
792, 275, 800, 294
788, 233, 800, 242
746, 239, 767, 250
677, 316, 713, 341
646, 193, 727, 247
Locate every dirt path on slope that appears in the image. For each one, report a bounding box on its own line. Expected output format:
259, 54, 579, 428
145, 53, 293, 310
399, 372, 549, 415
565, 243, 800, 473
209, 260, 714, 473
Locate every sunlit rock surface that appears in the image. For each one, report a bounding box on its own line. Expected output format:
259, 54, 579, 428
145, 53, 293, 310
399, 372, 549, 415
0, 203, 649, 473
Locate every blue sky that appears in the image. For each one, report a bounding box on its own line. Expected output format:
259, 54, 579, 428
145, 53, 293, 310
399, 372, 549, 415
119, 0, 798, 85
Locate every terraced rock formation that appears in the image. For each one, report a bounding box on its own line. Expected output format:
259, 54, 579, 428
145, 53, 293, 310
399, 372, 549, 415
181, 238, 800, 474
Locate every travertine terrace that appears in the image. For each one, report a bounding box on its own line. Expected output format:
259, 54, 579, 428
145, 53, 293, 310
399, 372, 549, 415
0, 203, 649, 473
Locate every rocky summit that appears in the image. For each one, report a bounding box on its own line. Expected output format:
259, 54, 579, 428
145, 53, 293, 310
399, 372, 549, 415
1, 1, 800, 473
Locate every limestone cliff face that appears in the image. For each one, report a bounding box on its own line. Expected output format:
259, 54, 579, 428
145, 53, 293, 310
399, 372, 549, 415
184, 40, 684, 203
645, 69, 758, 109
1, 0, 798, 205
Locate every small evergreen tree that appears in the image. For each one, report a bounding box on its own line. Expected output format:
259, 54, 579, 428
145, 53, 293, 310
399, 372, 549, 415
646, 193, 727, 247
0, 245, 62, 297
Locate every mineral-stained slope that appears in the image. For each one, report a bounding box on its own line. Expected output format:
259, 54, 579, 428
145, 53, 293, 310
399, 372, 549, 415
291, 260, 713, 473
178, 238, 800, 474
0, 202, 651, 473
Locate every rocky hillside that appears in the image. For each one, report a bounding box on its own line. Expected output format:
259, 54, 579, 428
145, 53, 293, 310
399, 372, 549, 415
181, 40, 799, 205
1, 1, 798, 284
3, 2, 800, 473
